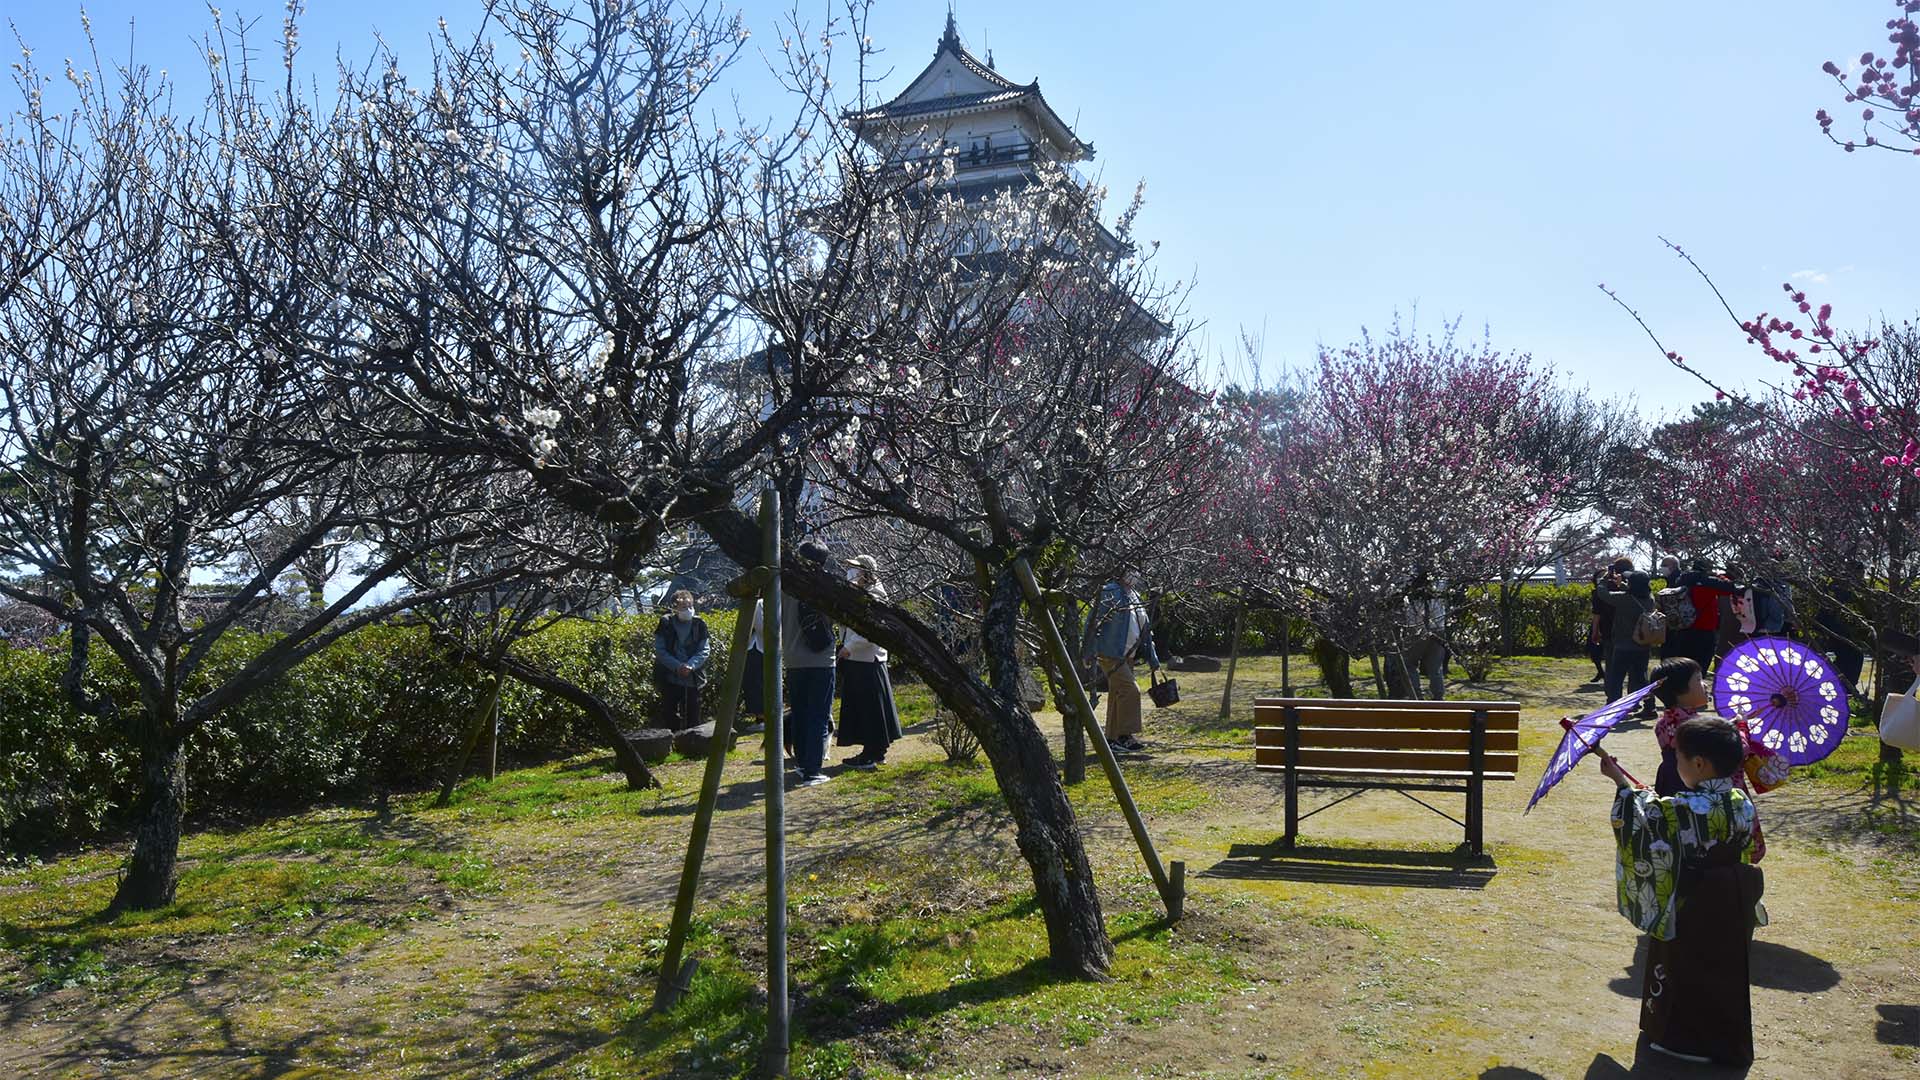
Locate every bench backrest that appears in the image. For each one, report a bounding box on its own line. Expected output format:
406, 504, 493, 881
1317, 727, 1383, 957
1252, 697, 1522, 780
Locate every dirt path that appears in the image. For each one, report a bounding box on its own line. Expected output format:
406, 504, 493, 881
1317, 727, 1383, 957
1040, 672, 1920, 1080
3, 658, 1915, 1078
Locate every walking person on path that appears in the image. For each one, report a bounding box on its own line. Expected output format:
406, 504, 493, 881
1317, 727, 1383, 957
835, 555, 902, 771
1597, 571, 1659, 714
1080, 569, 1160, 753
652, 590, 711, 731
1586, 568, 1615, 683
782, 540, 840, 787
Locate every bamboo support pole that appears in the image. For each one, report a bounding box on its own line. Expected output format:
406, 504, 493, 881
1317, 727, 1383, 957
650, 568, 768, 1013
1012, 558, 1183, 920
758, 492, 790, 1079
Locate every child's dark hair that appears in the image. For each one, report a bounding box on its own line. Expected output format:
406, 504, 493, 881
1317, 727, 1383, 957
1649, 656, 1701, 707
1673, 716, 1744, 778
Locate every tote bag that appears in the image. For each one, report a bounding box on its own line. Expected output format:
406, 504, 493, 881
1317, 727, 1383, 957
1880, 691, 1920, 751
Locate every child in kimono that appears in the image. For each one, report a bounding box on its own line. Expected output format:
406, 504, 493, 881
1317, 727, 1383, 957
1600, 716, 1767, 1066
1649, 657, 1708, 795
1649, 656, 1784, 859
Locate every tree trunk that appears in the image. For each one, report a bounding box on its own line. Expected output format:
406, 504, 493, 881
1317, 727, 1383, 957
699, 509, 1113, 978
1028, 621, 1082, 785
1498, 574, 1517, 656
1056, 594, 1086, 785
493, 653, 658, 791
110, 733, 189, 913
1311, 637, 1354, 698
1281, 616, 1293, 695
978, 567, 1114, 976
1219, 599, 1246, 721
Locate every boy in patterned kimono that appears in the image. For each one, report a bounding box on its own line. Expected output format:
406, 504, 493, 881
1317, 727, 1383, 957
1600, 716, 1767, 1066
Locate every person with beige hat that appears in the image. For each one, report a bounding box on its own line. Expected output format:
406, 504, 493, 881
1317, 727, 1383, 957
836, 555, 902, 770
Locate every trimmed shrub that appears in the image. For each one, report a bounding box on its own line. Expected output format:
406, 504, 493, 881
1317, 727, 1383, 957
0, 606, 740, 857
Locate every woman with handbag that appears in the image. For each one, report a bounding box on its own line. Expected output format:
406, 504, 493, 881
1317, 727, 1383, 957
1080, 569, 1160, 753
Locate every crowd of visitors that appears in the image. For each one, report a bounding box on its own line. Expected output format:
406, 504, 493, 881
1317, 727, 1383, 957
647, 540, 913, 787
649, 552, 1176, 778
1586, 556, 1832, 707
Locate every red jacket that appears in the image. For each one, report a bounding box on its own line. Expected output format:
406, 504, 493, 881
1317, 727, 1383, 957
1690, 584, 1722, 631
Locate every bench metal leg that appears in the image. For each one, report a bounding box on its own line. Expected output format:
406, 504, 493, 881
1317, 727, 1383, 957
1468, 709, 1487, 855
1283, 705, 1300, 848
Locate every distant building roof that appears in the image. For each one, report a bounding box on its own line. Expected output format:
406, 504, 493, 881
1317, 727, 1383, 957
845, 14, 1094, 161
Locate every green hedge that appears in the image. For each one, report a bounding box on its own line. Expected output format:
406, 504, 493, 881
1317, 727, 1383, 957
0, 608, 738, 858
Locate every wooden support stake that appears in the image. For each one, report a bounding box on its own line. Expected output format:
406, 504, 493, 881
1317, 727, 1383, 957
652, 587, 762, 1014
1012, 558, 1183, 921
486, 691, 499, 782
1054, 592, 1086, 785
758, 491, 790, 1079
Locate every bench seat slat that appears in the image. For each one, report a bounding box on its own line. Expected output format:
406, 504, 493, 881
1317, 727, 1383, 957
1254, 725, 1519, 752
1255, 745, 1519, 775
1254, 696, 1520, 710
1255, 763, 1519, 782
1251, 706, 1520, 732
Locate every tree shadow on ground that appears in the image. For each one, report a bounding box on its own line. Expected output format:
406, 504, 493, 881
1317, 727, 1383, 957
26, 959, 601, 1080
1200, 842, 1497, 889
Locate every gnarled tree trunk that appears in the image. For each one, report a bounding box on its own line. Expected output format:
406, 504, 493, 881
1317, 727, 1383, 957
1312, 637, 1355, 699
495, 654, 657, 791
111, 729, 188, 914
700, 509, 1113, 978
437, 639, 657, 791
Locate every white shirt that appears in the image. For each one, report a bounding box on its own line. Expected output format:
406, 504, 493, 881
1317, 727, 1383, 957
747, 600, 763, 652
841, 581, 888, 663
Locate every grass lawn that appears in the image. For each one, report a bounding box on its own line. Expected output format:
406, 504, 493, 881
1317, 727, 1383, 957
3, 655, 1915, 1078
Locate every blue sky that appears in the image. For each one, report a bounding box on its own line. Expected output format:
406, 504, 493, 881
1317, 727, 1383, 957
10, 1, 1915, 416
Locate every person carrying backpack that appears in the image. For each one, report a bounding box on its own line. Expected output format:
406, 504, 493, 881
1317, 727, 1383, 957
782, 539, 840, 787
1597, 572, 1660, 712
1662, 559, 1737, 671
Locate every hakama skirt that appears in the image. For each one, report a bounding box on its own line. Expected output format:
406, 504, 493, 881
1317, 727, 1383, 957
1640, 854, 1764, 1065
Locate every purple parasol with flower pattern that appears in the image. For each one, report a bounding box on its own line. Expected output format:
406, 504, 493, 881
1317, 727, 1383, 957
1715, 635, 1848, 766
1525, 682, 1661, 814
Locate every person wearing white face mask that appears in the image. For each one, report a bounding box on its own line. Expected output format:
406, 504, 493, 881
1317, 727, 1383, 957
1079, 568, 1160, 753
835, 555, 902, 771
653, 589, 711, 731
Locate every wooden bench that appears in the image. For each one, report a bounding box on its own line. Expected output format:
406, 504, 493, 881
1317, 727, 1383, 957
1252, 697, 1521, 855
